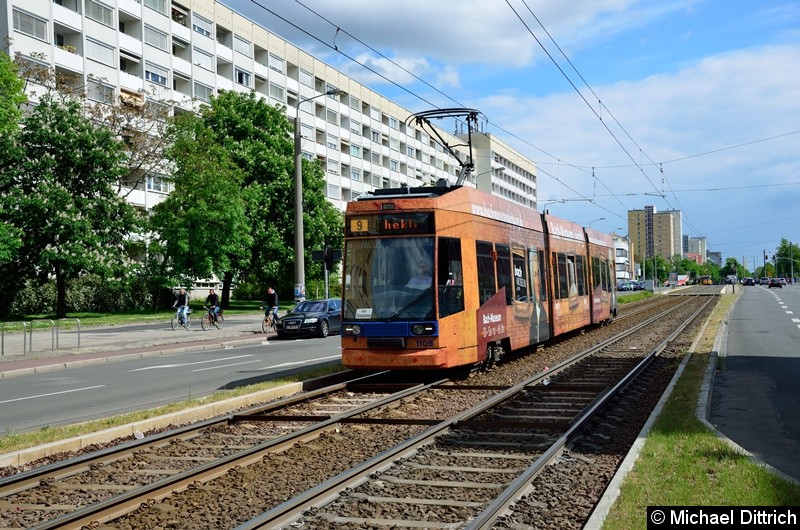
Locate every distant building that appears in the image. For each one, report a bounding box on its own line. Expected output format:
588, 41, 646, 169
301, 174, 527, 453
687, 237, 708, 265
628, 206, 683, 262
611, 232, 633, 283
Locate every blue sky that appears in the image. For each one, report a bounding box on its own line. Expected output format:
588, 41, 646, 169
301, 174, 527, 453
226, 0, 800, 270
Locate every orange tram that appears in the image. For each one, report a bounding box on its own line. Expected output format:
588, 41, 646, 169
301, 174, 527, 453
341, 184, 617, 370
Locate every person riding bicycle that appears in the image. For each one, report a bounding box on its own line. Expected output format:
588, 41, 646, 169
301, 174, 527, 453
172, 288, 190, 324
260, 287, 279, 325
205, 289, 221, 322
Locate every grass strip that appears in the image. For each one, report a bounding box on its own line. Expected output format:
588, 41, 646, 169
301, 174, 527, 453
602, 293, 800, 529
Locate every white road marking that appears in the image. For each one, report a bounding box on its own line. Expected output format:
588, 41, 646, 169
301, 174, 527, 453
0, 385, 106, 405
192, 360, 262, 372
128, 355, 254, 372
261, 354, 341, 369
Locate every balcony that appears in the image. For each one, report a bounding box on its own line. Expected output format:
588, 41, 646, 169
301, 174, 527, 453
216, 43, 233, 64
120, 71, 144, 92
54, 47, 84, 73
172, 20, 191, 42
119, 32, 142, 57
52, 3, 82, 31
119, 0, 143, 18
172, 56, 191, 78
253, 61, 269, 81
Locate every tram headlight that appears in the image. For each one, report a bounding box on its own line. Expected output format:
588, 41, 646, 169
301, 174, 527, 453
410, 324, 435, 336
343, 324, 362, 336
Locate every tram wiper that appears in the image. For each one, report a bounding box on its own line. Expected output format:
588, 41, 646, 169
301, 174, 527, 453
387, 288, 432, 321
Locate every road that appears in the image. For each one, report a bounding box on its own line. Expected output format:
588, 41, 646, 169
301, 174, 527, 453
0, 316, 342, 434
710, 283, 800, 481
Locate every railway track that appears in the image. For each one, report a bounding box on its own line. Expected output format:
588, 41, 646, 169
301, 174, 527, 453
0, 293, 714, 529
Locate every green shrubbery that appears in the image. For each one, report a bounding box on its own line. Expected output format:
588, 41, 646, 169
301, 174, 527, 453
9, 275, 174, 317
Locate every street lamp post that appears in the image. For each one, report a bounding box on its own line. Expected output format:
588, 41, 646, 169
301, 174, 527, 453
294, 88, 345, 301
587, 217, 605, 228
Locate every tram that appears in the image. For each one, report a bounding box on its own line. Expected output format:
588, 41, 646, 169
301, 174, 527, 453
340, 184, 616, 370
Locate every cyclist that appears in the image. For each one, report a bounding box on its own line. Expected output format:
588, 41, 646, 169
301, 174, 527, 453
260, 287, 279, 326
172, 288, 190, 325
205, 289, 221, 322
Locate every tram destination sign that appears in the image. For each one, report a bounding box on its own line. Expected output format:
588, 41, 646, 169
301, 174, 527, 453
346, 212, 434, 236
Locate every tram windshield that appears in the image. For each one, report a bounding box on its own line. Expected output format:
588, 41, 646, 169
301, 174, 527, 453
343, 237, 435, 321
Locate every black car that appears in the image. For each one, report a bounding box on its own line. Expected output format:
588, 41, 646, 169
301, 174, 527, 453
277, 298, 342, 339
768, 278, 782, 288
742, 277, 755, 286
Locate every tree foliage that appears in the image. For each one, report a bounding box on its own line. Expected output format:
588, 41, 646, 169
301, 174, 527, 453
152, 91, 343, 305
0, 52, 25, 265
5, 94, 141, 317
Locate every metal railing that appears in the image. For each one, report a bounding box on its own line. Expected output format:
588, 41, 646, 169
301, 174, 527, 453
1, 319, 81, 356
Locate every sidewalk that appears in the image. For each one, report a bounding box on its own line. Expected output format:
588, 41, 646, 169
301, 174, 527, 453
0, 314, 271, 379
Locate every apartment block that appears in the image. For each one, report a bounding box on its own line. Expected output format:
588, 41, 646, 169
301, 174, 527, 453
2, 0, 538, 214
628, 206, 683, 261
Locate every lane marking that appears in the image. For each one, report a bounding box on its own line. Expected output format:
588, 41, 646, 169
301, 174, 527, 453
129, 355, 255, 372
260, 354, 341, 370
193, 360, 262, 372
0, 385, 106, 405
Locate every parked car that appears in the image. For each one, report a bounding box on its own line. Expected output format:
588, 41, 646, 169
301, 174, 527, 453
277, 298, 342, 339
768, 278, 783, 288
617, 281, 633, 291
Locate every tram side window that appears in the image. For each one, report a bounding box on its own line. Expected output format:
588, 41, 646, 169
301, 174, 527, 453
537, 249, 548, 302
528, 248, 546, 302
438, 237, 464, 317
576, 255, 586, 296
554, 252, 568, 299
496, 244, 513, 304
476, 241, 496, 306
512, 248, 528, 302
592, 256, 601, 292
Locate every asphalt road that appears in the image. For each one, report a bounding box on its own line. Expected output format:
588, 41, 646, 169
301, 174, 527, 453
710, 283, 800, 481
0, 317, 342, 433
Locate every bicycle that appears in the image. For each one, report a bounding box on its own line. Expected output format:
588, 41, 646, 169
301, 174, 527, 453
170, 306, 191, 330
201, 305, 224, 330
260, 306, 278, 334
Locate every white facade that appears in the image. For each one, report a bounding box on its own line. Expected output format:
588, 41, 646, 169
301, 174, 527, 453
2, 0, 538, 212
611, 232, 632, 283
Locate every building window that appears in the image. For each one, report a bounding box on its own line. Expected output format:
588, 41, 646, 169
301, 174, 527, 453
269, 82, 285, 102
390, 137, 399, 151
192, 14, 212, 37
86, 39, 115, 66
13, 9, 48, 41
390, 159, 399, 172
233, 36, 251, 57
327, 161, 339, 175
327, 183, 340, 199
371, 152, 381, 164
350, 145, 361, 157
349, 95, 360, 111
145, 62, 168, 86
192, 47, 213, 70
87, 79, 114, 103
371, 130, 380, 143
144, 25, 168, 51
194, 82, 213, 102
147, 173, 171, 193
143, 0, 168, 15
85, 0, 113, 27
269, 54, 285, 73
326, 109, 338, 126
350, 168, 361, 182
299, 68, 313, 87
389, 116, 398, 129
326, 134, 338, 149
350, 120, 361, 135
235, 68, 251, 87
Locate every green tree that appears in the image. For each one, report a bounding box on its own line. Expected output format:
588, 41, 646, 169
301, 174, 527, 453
6, 94, 141, 317
150, 114, 252, 298
0, 51, 25, 266
153, 90, 342, 305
